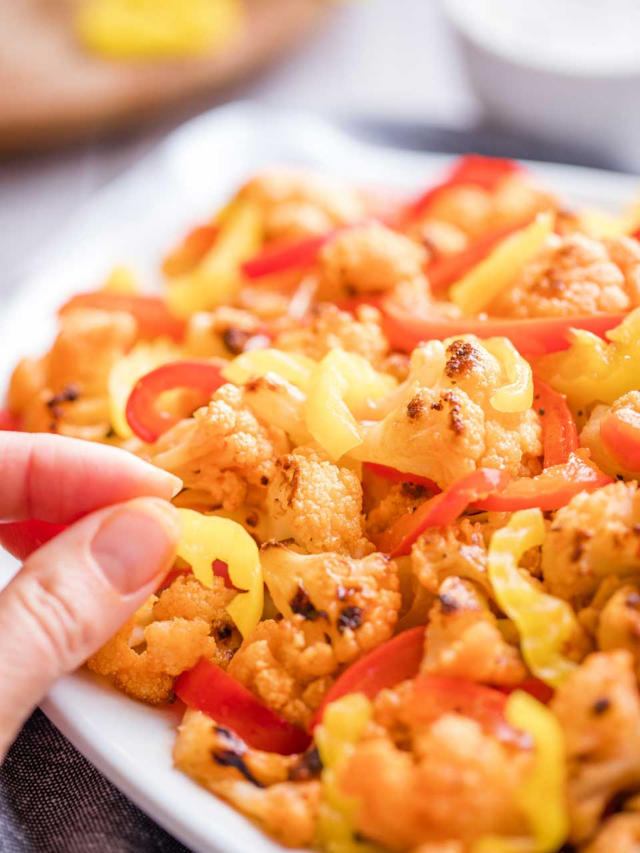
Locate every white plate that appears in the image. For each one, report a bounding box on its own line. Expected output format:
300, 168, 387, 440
1, 102, 639, 853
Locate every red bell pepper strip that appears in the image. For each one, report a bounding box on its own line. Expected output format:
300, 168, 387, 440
363, 462, 441, 493
427, 218, 533, 293
175, 658, 311, 755
125, 360, 225, 443
499, 678, 554, 705
402, 155, 525, 224
241, 231, 337, 279
473, 452, 613, 513
162, 224, 220, 277
381, 298, 627, 357
0, 519, 67, 562
60, 293, 186, 343
0, 410, 20, 431
311, 626, 427, 728
600, 407, 640, 473
533, 377, 579, 468
375, 468, 510, 558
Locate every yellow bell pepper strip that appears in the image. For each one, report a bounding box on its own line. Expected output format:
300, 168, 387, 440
166, 199, 262, 318
77, 0, 243, 60
535, 307, 640, 417
176, 508, 263, 639
474, 690, 569, 853
484, 337, 534, 414
488, 509, 578, 688
305, 349, 396, 461
221, 349, 316, 392
101, 265, 139, 295
108, 339, 180, 439
449, 212, 555, 316
315, 694, 381, 853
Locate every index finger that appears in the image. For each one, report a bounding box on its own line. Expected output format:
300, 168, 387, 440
0, 433, 181, 524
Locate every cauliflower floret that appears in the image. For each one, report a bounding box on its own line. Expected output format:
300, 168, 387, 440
491, 233, 640, 318
316, 222, 427, 301
580, 392, 640, 479
596, 584, 640, 678
422, 576, 526, 686
411, 519, 490, 595
174, 709, 320, 848
341, 681, 530, 850
408, 220, 468, 260
422, 175, 554, 240
239, 168, 365, 243
184, 307, 265, 359
268, 449, 371, 557
581, 813, 640, 853
356, 338, 541, 488
366, 482, 432, 538
230, 545, 401, 727
10, 308, 137, 437
551, 650, 640, 843
541, 482, 640, 601
145, 383, 289, 510
275, 303, 389, 368
88, 575, 238, 703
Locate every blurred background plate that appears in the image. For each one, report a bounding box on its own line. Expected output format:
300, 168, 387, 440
0, 0, 329, 155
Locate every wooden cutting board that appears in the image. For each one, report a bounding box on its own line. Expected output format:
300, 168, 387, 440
0, 0, 329, 155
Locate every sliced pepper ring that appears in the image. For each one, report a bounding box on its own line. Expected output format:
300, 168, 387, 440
125, 360, 225, 443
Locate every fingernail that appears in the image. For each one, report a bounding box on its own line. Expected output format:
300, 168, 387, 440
161, 471, 183, 499
91, 499, 181, 595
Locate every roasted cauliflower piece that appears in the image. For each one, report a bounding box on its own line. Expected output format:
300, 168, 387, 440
581, 812, 640, 853
366, 481, 432, 538
316, 222, 427, 301
174, 709, 320, 848
229, 545, 401, 727
239, 168, 365, 243
275, 303, 389, 368
551, 650, 640, 844
268, 448, 371, 557
184, 307, 266, 359
422, 576, 526, 686
490, 233, 640, 318
411, 518, 490, 595
356, 337, 541, 488
144, 383, 289, 510
596, 584, 640, 677
541, 482, 640, 601
341, 681, 530, 850
422, 175, 554, 239
10, 308, 137, 437
88, 575, 238, 704
580, 391, 640, 479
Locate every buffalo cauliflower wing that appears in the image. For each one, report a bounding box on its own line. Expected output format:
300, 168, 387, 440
356, 337, 541, 488
88, 575, 238, 703
551, 650, 640, 844
316, 222, 427, 301
490, 233, 640, 318
229, 545, 401, 727
542, 481, 640, 601
174, 709, 320, 848
144, 383, 289, 510
422, 576, 526, 686
275, 303, 389, 368
340, 680, 531, 850
268, 447, 371, 557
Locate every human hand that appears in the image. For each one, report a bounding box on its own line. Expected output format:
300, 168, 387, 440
0, 433, 182, 761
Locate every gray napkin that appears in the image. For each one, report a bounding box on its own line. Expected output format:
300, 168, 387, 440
0, 710, 190, 853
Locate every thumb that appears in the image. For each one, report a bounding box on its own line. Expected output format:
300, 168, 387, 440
0, 497, 181, 760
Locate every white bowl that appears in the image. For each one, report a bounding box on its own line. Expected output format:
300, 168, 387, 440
443, 0, 640, 171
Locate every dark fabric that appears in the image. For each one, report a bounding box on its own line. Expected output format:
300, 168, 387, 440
0, 710, 190, 853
